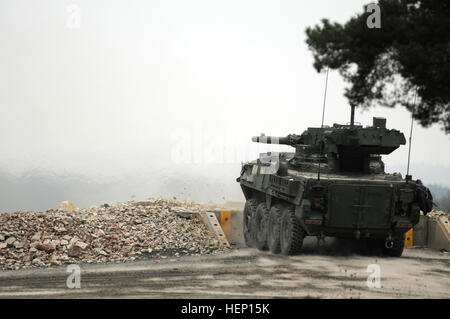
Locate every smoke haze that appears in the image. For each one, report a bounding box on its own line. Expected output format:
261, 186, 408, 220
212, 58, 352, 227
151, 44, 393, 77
1, 0, 449, 211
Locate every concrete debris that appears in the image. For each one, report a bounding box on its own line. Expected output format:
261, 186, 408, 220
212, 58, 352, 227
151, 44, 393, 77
57, 201, 76, 212
35, 243, 56, 252
67, 246, 81, 257
0, 198, 229, 271
5, 237, 16, 246
427, 210, 449, 221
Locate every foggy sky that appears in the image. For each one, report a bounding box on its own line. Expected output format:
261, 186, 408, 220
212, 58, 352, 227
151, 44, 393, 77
1, 0, 449, 211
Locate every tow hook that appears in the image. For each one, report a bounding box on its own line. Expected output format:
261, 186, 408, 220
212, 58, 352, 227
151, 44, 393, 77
385, 234, 394, 249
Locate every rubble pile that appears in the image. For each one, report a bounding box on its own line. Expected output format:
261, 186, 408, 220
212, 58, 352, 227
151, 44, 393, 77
0, 199, 229, 271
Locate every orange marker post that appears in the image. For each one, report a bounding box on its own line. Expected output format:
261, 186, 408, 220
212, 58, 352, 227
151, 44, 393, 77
404, 228, 413, 248
219, 210, 231, 240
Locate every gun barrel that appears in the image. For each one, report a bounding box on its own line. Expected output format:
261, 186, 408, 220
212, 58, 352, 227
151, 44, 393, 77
251, 135, 290, 145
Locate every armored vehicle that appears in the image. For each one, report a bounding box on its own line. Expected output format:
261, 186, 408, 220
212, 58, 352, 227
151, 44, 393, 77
237, 113, 433, 257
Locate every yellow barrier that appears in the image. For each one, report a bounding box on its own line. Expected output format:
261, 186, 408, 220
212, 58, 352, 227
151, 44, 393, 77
219, 210, 231, 240
404, 228, 413, 248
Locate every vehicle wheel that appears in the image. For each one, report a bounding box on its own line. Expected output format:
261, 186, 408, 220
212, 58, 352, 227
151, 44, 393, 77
243, 199, 259, 247
280, 205, 305, 255
251, 203, 270, 251
382, 235, 404, 257
267, 204, 283, 254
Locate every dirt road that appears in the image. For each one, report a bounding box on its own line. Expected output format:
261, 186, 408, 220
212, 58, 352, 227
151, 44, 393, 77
0, 241, 449, 298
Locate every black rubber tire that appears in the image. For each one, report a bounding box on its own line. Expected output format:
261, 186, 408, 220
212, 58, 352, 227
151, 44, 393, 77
267, 204, 283, 254
243, 199, 259, 247
279, 206, 305, 255
251, 203, 270, 251
382, 235, 404, 257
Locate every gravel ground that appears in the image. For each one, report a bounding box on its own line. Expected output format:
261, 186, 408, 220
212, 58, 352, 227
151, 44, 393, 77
0, 242, 448, 299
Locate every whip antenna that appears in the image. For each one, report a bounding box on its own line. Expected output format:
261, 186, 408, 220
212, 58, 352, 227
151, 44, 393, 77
320, 68, 329, 128
406, 89, 417, 181
318, 68, 329, 180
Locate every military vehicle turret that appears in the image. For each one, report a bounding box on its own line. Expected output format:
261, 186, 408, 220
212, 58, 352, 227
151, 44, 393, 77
237, 113, 433, 256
